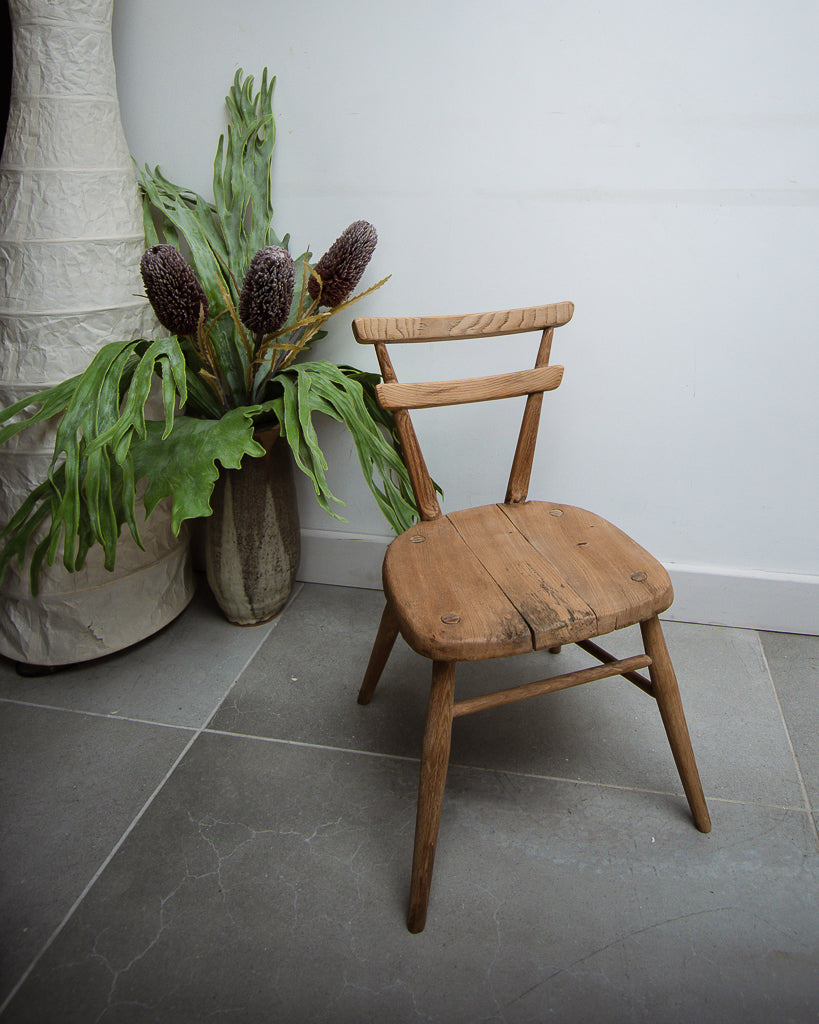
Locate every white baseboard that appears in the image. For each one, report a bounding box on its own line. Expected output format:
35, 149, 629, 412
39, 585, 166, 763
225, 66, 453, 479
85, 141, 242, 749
663, 563, 818, 635
298, 530, 819, 636
297, 529, 390, 591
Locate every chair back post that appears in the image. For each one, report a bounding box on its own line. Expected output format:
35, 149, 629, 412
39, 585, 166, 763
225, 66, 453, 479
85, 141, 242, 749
354, 303, 574, 518
373, 341, 442, 521
505, 326, 554, 504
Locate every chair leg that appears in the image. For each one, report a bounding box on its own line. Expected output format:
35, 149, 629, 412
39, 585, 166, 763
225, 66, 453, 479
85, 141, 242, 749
407, 660, 456, 933
640, 616, 712, 834
357, 602, 400, 705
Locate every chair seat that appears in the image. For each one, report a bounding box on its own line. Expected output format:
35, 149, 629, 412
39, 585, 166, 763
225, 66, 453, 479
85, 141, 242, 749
383, 501, 673, 661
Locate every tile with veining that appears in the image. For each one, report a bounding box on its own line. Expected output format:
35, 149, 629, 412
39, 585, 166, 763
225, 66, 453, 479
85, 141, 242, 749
0, 579, 280, 728
211, 585, 804, 809
760, 630, 819, 809
2, 731, 817, 1024
0, 704, 191, 1005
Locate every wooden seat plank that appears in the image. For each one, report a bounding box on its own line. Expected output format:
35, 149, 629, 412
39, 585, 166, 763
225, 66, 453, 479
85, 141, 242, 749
501, 502, 673, 635
383, 516, 533, 661
447, 504, 598, 648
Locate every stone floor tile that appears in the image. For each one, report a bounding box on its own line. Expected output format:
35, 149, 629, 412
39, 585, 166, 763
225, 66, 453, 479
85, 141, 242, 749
211, 586, 804, 810
0, 704, 191, 1005
2, 730, 817, 1024
0, 580, 280, 729
760, 630, 819, 809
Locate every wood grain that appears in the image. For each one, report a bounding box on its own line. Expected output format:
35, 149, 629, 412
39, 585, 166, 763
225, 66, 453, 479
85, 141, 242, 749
500, 502, 674, 635
373, 340, 442, 520
353, 302, 574, 344
357, 602, 400, 705
506, 327, 555, 504
640, 616, 712, 833
353, 300, 711, 934
576, 637, 654, 696
376, 365, 563, 411
447, 504, 598, 648
383, 515, 533, 661
452, 654, 652, 718
407, 660, 456, 933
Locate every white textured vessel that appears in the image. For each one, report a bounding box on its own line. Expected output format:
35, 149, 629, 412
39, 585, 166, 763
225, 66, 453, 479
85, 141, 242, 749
0, 0, 193, 666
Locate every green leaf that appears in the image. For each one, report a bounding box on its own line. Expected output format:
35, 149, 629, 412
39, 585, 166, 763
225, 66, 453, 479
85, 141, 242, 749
0, 374, 84, 445
1, 69, 416, 596
259, 361, 420, 533
131, 409, 265, 531
0, 337, 189, 585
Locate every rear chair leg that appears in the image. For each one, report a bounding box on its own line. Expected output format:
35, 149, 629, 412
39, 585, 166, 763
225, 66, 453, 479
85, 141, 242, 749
407, 660, 456, 933
640, 616, 711, 833
358, 602, 400, 705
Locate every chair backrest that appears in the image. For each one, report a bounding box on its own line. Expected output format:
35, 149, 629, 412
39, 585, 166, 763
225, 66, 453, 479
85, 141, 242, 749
353, 302, 574, 521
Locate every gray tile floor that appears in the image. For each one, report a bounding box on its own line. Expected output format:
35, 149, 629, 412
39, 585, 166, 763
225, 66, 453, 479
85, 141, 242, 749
1, 577, 817, 1023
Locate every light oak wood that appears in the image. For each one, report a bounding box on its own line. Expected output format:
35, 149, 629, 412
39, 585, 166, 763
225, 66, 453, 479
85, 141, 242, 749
353, 301, 711, 932
353, 302, 574, 344
575, 637, 654, 696
373, 341, 441, 521
383, 515, 533, 661
357, 602, 399, 705
447, 503, 599, 648
407, 660, 455, 934
392, 408, 442, 521
384, 502, 674, 659
501, 502, 674, 634
452, 654, 652, 718
506, 327, 554, 504
376, 365, 563, 412
640, 616, 712, 833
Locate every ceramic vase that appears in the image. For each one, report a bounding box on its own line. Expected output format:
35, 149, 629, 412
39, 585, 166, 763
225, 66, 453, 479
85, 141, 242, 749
0, 0, 194, 666
205, 429, 301, 626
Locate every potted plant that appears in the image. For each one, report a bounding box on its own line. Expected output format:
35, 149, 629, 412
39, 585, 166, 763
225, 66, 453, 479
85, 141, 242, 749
0, 69, 419, 624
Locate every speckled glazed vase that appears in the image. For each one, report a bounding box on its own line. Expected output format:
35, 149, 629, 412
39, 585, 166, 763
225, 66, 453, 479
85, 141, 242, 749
205, 429, 301, 625
0, 0, 193, 666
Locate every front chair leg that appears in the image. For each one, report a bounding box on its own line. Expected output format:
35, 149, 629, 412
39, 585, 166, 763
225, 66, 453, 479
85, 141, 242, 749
358, 602, 400, 705
407, 660, 456, 933
640, 616, 712, 833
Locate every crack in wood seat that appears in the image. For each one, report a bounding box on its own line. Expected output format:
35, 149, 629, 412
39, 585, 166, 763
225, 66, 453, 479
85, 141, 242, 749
385, 502, 673, 661
352, 302, 711, 933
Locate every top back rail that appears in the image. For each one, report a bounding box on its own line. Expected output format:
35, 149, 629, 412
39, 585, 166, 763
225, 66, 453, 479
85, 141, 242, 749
352, 302, 575, 520
352, 302, 574, 344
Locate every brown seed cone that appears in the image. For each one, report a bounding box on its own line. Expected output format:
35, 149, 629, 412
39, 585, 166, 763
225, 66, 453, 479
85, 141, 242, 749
139, 243, 207, 335
307, 221, 377, 308
238, 246, 296, 336
140, 245, 209, 336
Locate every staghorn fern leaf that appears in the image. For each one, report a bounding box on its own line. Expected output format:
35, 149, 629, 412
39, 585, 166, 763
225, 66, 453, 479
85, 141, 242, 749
0, 337, 188, 590
1, 347, 421, 591
260, 362, 420, 534
1, 69, 421, 594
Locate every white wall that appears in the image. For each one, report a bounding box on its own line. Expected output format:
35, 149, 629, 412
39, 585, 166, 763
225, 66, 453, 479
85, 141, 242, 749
113, 0, 819, 632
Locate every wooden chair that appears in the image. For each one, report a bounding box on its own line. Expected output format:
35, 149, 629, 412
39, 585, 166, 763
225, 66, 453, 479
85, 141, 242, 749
352, 302, 711, 933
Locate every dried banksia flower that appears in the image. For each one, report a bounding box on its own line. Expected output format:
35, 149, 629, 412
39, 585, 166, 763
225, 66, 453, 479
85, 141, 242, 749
140, 245, 209, 335
239, 246, 296, 335
307, 220, 377, 308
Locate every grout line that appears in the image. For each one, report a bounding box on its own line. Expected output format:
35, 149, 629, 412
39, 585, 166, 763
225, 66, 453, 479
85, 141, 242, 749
194, 581, 305, 732
0, 697, 200, 732
202, 725, 811, 816
756, 632, 819, 849
0, 730, 200, 1017
0, 583, 302, 1016
0, 583, 303, 735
